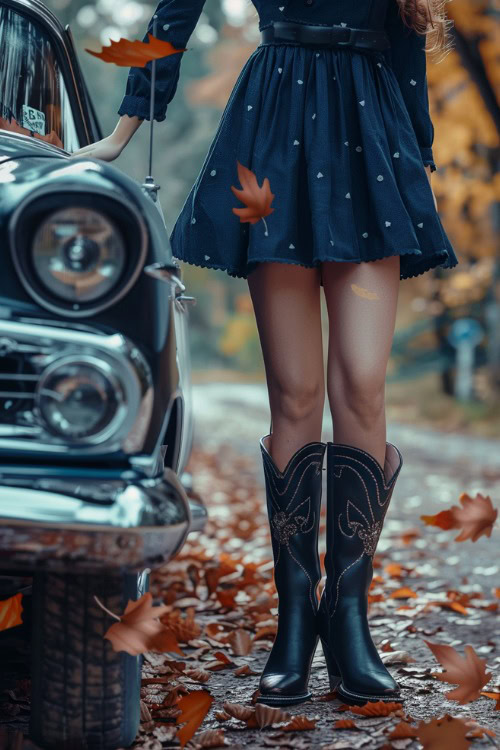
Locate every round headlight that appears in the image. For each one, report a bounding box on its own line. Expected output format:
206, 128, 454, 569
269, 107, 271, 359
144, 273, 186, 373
35, 357, 125, 442
31, 207, 126, 303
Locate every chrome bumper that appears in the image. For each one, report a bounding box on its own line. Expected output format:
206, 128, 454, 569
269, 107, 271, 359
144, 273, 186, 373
0, 467, 207, 573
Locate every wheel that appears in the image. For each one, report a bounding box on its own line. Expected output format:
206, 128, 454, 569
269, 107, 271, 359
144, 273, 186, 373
30, 570, 149, 750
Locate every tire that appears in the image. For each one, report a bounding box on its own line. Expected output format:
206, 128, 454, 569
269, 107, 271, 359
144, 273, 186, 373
30, 570, 149, 750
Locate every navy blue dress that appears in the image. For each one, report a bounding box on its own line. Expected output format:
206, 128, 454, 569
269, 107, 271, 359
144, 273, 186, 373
118, 0, 459, 282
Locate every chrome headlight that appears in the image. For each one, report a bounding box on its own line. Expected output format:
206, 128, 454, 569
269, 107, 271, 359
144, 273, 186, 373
31, 207, 126, 303
35, 356, 126, 442
9, 191, 148, 318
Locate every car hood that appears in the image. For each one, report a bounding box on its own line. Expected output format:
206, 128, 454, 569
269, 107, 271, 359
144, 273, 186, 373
0, 130, 70, 161
0, 131, 170, 255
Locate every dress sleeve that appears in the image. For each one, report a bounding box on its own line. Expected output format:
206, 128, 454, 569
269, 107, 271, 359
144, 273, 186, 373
117, 0, 207, 123
383, 0, 437, 172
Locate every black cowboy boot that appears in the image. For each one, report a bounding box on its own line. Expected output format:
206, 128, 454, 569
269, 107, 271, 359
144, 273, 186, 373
256, 433, 327, 706
317, 440, 403, 705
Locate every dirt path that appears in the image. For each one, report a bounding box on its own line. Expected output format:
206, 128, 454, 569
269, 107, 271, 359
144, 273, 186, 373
1, 382, 498, 749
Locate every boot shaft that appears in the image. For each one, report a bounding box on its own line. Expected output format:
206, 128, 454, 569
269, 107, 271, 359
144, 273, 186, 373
324, 441, 403, 614
260, 435, 326, 611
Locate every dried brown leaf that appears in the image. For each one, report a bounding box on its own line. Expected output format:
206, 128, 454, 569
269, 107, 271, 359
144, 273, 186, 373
416, 713, 471, 750
334, 718, 358, 729
280, 714, 317, 731
175, 690, 213, 748
349, 700, 404, 716
100, 593, 183, 656
424, 640, 492, 703
227, 628, 253, 655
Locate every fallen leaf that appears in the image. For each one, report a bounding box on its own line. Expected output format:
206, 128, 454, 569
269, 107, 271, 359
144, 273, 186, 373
349, 700, 404, 716
334, 718, 358, 729
184, 669, 212, 683
481, 691, 500, 709
175, 690, 213, 747
0, 593, 23, 632
222, 702, 255, 722
421, 493, 497, 542
85, 33, 186, 67
234, 664, 258, 676
231, 161, 275, 229
400, 529, 421, 544
463, 719, 496, 738
380, 650, 417, 665
420, 509, 456, 530
384, 562, 404, 578
416, 713, 471, 750
99, 593, 183, 656
452, 492, 498, 542
253, 624, 278, 640
424, 640, 492, 703
185, 728, 226, 749
389, 587, 418, 599
254, 703, 291, 729
162, 607, 202, 642
227, 628, 253, 655
389, 721, 418, 739
280, 715, 317, 731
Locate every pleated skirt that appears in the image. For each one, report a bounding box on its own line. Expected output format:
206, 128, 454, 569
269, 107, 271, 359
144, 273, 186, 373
169, 41, 458, 283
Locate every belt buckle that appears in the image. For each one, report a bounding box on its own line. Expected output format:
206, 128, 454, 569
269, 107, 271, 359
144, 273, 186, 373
333, 26, 353, 46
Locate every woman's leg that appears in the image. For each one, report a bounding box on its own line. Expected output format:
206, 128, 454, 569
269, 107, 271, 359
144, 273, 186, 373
321, 257, 400, 468
247, 262, 325, 472
248, 261, 326, 706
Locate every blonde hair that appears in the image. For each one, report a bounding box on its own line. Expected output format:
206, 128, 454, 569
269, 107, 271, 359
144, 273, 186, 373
397, 0, 455, 58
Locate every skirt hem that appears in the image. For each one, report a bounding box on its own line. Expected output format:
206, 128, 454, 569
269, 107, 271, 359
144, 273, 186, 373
173, 247, 457, 282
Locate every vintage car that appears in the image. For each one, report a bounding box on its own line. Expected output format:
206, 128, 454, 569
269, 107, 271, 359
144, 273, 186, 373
0, 0, 207, 747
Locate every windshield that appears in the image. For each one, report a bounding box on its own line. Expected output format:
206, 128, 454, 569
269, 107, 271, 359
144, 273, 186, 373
0, 6, 79, 151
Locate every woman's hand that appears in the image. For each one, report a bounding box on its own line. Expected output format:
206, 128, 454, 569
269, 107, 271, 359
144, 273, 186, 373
68, 114, 144, 162
69, 135, 124, 161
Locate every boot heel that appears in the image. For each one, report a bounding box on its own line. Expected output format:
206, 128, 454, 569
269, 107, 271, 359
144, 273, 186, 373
320, 637, 341, 691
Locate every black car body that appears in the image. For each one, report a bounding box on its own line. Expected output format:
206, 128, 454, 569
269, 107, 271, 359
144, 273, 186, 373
0, 0, 206, 746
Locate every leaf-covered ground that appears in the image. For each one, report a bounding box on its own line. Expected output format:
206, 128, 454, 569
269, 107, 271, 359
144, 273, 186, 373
1, 391, 499, 749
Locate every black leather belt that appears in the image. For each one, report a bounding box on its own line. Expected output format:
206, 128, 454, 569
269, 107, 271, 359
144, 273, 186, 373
261, 21, 391, 51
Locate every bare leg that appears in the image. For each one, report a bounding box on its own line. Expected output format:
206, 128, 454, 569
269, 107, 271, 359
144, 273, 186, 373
321, 257, 400, 469
247, 262, 325, 472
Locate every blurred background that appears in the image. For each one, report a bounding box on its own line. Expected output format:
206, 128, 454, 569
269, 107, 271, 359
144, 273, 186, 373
50, 0, 499, 437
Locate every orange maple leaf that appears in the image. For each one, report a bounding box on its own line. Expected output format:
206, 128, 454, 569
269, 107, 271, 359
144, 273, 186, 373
424, 640, 492, 703
85, 33, 186, 67
416, 713, 471, 750
97, 592, 183, 656
451, 492, 497, 542
175, 689, 213, 747
421, 493, 497, 542
231, 161, 275, 234
420, 509, 456, 530
0, 593, 23, 632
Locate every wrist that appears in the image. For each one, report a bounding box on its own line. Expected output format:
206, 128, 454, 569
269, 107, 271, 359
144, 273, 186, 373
110, 115, 144, 147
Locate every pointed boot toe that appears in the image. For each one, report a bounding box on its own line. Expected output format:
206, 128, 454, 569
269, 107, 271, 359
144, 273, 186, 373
258, 671, 312, 704
336, 668, 401, 705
